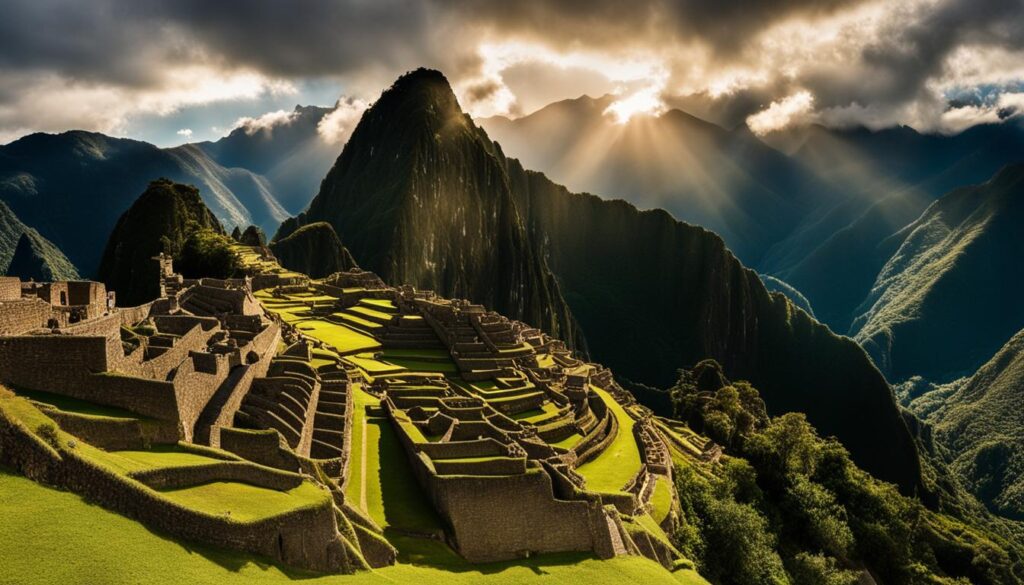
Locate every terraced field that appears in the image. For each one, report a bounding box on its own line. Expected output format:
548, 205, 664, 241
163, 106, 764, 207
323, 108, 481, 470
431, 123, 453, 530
0, 467, 706, 585
239, 260, 692, 571
0, 245, 716, 584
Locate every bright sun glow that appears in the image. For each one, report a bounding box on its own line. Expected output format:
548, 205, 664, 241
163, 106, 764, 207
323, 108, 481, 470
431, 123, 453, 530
460, 40, 669, 119
604, 86, 666, 124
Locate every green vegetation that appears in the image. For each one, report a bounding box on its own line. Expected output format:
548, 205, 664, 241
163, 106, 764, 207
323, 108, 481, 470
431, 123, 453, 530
294, 320, 381, 355
18, 387, 144, 420
575, 386, 642, 494
176, 228, 241, 281
6, 227, 80, 282
112, 446, 224, 470
0, 467, 706, 585
365, 417, 443, 534
268, 221, 357, 279
650, 476, 673, 525
98, 178, 230, 306
907, 327, 1024, 521
159, 481, 328, 523
382, 357, 457, 374
667, 361, 1024, 585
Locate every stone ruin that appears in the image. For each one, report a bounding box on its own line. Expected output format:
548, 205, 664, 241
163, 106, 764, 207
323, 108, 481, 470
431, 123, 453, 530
0, 248, 691, 574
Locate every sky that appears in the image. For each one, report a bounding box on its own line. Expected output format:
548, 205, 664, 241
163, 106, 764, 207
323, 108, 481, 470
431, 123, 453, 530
1, 0, 1023, 146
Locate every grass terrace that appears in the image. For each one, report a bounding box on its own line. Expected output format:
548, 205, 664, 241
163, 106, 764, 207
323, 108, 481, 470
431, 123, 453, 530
0, 467, 708, 585
0, 391, 330, 530
111, 445, 226, 471
575, 386, 642, 494
294, 320, 381, 355
158, 481, 328, 522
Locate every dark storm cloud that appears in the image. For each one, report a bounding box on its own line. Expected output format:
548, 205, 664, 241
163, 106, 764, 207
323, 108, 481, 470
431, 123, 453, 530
0, 0, 433, 83
1, 0, 1023, 138
443, 0, 862, 55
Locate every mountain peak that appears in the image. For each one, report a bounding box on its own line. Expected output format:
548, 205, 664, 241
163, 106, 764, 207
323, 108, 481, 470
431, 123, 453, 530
5, 229, 80, 282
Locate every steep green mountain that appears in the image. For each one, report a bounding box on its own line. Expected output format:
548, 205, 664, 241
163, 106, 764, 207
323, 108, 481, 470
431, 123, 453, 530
97, 179, 230, 305
667, 360, 1024, 584
0, 131, 291, 275
850, 164, 1024, 383
280, 69, 922, 494
277, 69, 583, 349
196, 105, 337, 214
0, 198, 64, 274
910, 328, 1024, 520
480, 97, 838, 265
5, 230, 79, 282
269, 222, 357, 278
762, 121, 1024, 333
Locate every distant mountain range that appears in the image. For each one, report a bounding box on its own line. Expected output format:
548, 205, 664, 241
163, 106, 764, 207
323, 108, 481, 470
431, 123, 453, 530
0, 107, 338, 277
480, 96, 839, 266
850, 164, 1024, 383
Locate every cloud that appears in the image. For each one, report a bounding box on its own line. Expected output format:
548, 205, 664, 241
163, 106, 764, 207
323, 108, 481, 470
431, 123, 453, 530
0, 0, 1023, 140
317, 97, 369, 145
747, 91, 815, 135
176, 128, 193, 138
232, 109, 298, 135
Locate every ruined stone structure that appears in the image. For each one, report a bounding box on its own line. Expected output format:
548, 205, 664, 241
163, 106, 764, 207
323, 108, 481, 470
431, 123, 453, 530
244, 255, 683, 567
0, 256, 387, 574
0, 245, 685, 574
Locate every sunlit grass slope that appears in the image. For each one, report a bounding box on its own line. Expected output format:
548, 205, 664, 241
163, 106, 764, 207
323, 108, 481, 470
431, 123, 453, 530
0, 467, 708, 585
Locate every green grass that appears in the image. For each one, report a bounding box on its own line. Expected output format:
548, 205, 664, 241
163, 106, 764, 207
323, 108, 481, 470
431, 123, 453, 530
16, 387, 145, 420
382, 348, 450, 359
0, 466, 708, 585
650, 476, 673, 525
511, 401, 562, 423
344, 354, 404, 374
334, 312, 383, 329
360, 298, 397, 311
349, 306, 393, 321
365, 417, 443, 534
158, 481, 328, 522
113, 445, 224, 470
294, 320, 381, 355
384, 358, 457, 374
550, 433, 584, 450
345, 386, 375, 510
575, 387, 642, 494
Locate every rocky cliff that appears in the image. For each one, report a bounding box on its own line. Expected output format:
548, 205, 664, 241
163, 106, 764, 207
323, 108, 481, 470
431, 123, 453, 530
277, 69, 583, 349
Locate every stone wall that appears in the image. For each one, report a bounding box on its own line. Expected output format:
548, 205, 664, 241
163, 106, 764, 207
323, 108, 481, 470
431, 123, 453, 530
385, 401, 617, 562
0, 300, 50, 334
0, 277, 21, 301
0, 335, 111, 392
0, 406, 349, 573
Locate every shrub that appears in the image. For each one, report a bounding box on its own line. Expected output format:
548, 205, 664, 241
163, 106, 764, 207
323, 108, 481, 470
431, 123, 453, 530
787, 553, 860, 585
176, 228, 241, 279
36, 422, 60, 448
